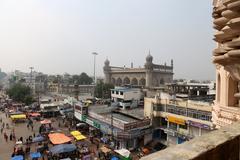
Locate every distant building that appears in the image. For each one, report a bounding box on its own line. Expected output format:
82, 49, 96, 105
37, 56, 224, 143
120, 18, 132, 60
144, 92, 213, 146
103, 54, 174, 88
111, 87, 144, 109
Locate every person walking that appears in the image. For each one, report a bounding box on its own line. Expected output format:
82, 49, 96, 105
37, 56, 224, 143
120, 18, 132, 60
1, 127, 3, 134
10, 132, 13, 141
31, 124, 34, 131
4, 132, 8, 142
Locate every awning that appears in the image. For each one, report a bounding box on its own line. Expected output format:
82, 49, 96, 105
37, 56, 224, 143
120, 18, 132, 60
10, 114, 26, 119
114, 149, 131, 158
70, 130, 86, 141
32, 136, 45, 143
50, 144, 76, 154
75, 135, 87, 141
40, 119, 52, 124
70, 130, 82, 136
48, 133, 72, 145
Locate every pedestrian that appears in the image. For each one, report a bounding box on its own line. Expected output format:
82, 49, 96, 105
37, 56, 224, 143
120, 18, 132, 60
27, 124, 29, 129
12, 133, 16, 142
1, 127, 3, 134
33, 132, 36, 137
10, 132, 13, 141
6, 123, 9, 129
4, 132, 8, 142
31, 124, 34, 131
2, 122, 5, 128
19, 136, 23, 142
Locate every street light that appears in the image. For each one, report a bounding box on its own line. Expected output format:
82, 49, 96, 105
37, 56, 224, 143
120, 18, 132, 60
92, 52, 98, 84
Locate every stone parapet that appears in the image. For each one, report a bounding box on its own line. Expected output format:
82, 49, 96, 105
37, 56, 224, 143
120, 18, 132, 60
141, 121, 240, 160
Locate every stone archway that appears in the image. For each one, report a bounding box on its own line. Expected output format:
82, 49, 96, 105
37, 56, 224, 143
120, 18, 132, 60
123, 77, 130, 85
111, 78, 116, 85
227, 75, 238, 106
116, 78, 122, 86
139, 78, 146, 86
131, 78, 138, 85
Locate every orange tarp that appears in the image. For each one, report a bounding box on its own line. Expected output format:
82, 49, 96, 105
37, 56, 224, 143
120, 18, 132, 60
48, 133, 72, 145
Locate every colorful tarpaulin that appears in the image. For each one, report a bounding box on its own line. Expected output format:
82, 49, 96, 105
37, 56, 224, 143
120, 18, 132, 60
32, 136, 45, 143
29, 113, 41, 117
70, 130, 86, 141
114, 149, 131, 158
70, 130, 81, 136
75, 135, 87, 141
40, 119, 52, 124
11, 155, 23, 160
50, 144, 76, 154
48, 133, 72, 145
30, 152, 41, 159
10, 114, 26, 119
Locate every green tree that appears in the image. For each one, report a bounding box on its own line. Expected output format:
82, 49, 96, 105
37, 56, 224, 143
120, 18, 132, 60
7, 83, 34, 105
95, 82, 114, 98
69, 73, 93, 85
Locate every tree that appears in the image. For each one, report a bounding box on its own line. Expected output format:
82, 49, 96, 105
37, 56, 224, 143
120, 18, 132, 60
68, 73, 93, 85
7, 83, 34, 105
95, 81, 114, 98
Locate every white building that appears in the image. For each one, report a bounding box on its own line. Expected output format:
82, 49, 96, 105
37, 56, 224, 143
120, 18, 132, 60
111, 87, 144, 109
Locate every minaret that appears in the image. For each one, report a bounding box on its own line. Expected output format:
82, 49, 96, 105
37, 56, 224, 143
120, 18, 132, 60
145, 54, 153, 88
103, 59, 111, 84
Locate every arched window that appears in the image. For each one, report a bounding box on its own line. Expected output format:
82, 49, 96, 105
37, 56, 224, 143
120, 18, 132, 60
123, 77, 130, 85
131, 78, 138, 85
116, 78, 122, 86
111, 78, 116, 85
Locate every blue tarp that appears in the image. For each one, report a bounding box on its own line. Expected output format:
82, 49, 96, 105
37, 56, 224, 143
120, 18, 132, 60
50, 144, 76, 154
32, 136, 45, 143
30, 152, 41, 158
111, 156, 119, 160
11, 155, 23, 160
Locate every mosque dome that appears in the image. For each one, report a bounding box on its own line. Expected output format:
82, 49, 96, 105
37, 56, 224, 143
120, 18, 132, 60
104, 59, 110, 66
146, 54, 153, 63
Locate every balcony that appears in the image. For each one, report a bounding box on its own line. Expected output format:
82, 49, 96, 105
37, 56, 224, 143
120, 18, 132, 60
141, 121, 240, 160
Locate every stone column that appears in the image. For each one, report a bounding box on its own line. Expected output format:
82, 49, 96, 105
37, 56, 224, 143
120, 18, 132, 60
146, 70, 153, 88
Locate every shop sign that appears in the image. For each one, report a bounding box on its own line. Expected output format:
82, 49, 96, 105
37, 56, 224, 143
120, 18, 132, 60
168, 116, 185, 125
188, 120, 210, 130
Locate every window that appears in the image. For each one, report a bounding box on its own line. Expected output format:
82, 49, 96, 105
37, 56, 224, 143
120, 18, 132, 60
120, 91, 123, 95
116, 91, 119, 94
179, 124, 187, 130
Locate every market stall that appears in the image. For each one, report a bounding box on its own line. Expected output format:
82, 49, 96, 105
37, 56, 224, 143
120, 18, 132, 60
10, 114, 27, 122
70, 130, 87, 141
48, 133, 72, 145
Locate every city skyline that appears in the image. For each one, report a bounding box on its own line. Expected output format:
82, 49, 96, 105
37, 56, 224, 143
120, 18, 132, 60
0, 0, 215, 80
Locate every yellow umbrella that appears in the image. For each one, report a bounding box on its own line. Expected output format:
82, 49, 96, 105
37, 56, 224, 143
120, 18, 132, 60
75, 134, 86, 141
70, 130, 81, 136
10, 114, 26, 119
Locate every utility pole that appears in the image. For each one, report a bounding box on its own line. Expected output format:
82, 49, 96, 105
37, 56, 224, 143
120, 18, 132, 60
29, 67, 34, 94
92, 52, 98, 84
92, 52, 98, 98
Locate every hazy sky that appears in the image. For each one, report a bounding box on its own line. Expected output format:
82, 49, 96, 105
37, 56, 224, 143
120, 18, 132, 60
0, 0, 215, 80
